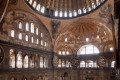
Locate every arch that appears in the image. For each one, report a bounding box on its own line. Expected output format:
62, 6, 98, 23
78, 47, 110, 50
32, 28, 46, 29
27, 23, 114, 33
77, 45, 99, 55
9, 49, 15, 68
36, 4, 41, 11
80, 61, 85, 68
16, 52, 22, 68
24, 55, 28, 68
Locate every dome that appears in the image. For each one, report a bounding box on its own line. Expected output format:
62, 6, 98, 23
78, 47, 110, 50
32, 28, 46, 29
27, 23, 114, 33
24, 0, 107, 19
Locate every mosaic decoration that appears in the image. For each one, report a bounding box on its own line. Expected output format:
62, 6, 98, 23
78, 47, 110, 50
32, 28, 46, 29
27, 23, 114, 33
0, 46, 5, 64
71, 58, 79, 68
97, 56, 106, 67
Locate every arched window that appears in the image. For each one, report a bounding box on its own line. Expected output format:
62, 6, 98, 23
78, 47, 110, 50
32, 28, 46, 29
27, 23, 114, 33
41, 6, 45, 13
26, 22, 29, 31
64, 11, 67, 17
33, 1, 36, 8
45, 42, 47, 47
40, 56, 44, 68
36, 4, 41, 11
24, 55, 28, 68
31, 23, 34, 33
10, 49, 15, 68
58, 51, 62, 55
62, 60, 65, 67
36, 28, 38, 35
11, 30, 15, 37
55, 10, 58, 17
41, 40, 43, 46
83, 8, 86, 13
92, 3, 96, 9
31, 37, 34, 43
44, 57, 48, 68
80, 61, 85, 68
86, 60, 94, 68
41, 33, 43, 37
77, 45, 99, 55
73, 10, 77, 16
78, 9, 82, 14
66, 51, 69, 55
29, 0, 33, 4
19, 33, 22, 40
111, 61, 115, 68
59, 11, 63, 17
37, 39, 39, 44
18, 22, 22, 29
69, 11, 72, 17
58, 59, 61, 67
62, 51, 65, 55
25, 35, 28, 41
16, 52, 22, 68
66, 60, 69, 68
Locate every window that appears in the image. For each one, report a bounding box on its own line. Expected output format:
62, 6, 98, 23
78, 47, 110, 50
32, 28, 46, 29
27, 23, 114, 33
31, 23, 34, 33
41, 6, 45, 13
45, 42, 47, 47
78, 9, 82, 15
66, 51, 69, 55
16, 52, 22, 68
86, 60, 94, 68
73, 10, 77, 16
31, 37, 34, 43
35, 55, 39, 68
69, 11, 72, 17
44, 57, 48, 68
62, 51, 65, 55
37, 39, 39, 44
80, 61, 85, 68
55, 10, 58, 17
10, 49, 15, 68
92, 3, 96, 9
65, 38, 68, 42
41, 33, 43, 37
111, 61, 115, 68
86, 38, 89, 42
88, 6, 91, 11
64, 11, 67, 17
19, 33, 22, 40
66, 60, 70, 68
18, 22, 22, 29
24, 55, 28, 68
83, 8, 86, 13
59, 11, 63, 17
41, 40, 43, 46
29, 0, 33, 4
58, 59, 61, 67
110, 47, 113, 51
36, 28, 38, 35
11, 30, 15, 37
77, 45, 99, 55
33, 1, 36, 8
25, 35, 28, 41
36, 4, 41, 11
40, 56, 43, 68
58, 51, 61, 55
62, 60, 65, 67
26, 22, 29, 31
